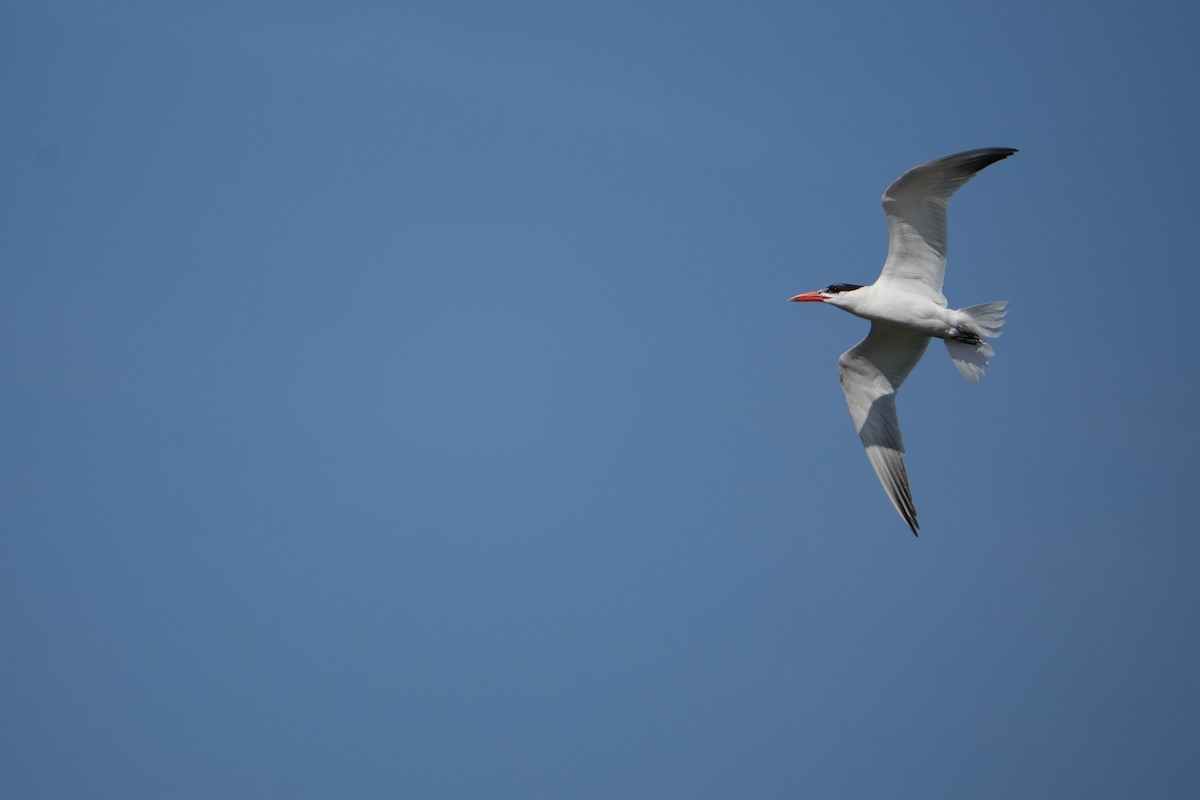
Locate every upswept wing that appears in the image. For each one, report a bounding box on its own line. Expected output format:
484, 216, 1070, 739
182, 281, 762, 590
878, 147, 1017, 301
838, 323, 931, 535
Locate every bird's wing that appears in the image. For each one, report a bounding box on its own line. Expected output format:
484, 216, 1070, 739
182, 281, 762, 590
877, 147, 1017, 302
838, 323, 931, 535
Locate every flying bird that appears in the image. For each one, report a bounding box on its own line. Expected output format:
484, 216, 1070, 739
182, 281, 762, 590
790, 147, 1017, 535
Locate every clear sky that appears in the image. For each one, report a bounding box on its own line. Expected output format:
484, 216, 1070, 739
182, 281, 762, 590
3, 1, 1199, 797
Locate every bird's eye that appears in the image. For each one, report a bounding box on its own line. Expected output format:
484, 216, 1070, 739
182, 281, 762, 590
825, 283, 862, 294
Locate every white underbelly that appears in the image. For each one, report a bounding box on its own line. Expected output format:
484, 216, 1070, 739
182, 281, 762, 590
853, 294, 955, 338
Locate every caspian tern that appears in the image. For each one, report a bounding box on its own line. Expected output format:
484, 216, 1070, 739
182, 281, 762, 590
790, 147, 1017, 536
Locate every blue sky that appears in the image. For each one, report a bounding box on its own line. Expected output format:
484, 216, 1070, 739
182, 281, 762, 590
3, 1, 1199, 797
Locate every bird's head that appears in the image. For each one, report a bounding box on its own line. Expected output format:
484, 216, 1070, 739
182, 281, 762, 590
788, 283, 864, 308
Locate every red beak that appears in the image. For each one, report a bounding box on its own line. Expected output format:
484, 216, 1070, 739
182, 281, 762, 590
788, 291, 827, 303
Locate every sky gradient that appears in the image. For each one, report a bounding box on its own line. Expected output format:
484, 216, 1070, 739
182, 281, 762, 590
4, 1, 1199, 797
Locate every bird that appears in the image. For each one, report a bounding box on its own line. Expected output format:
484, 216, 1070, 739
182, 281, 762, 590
789, 147, 1017, 536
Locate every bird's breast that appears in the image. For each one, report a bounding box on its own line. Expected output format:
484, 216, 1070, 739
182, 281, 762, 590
849, 291, 955, 338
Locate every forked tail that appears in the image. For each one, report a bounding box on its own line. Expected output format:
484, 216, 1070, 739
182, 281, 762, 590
945, 301, 1008, 383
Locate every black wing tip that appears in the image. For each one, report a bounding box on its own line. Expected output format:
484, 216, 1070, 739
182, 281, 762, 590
888, 147, 1018, 195
882, 456, 920, 536
960, 146, 1018, 158
955, 147, 1018, 174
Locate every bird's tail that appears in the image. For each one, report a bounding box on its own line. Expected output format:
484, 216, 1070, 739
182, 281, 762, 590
945, 301, 1008, 384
